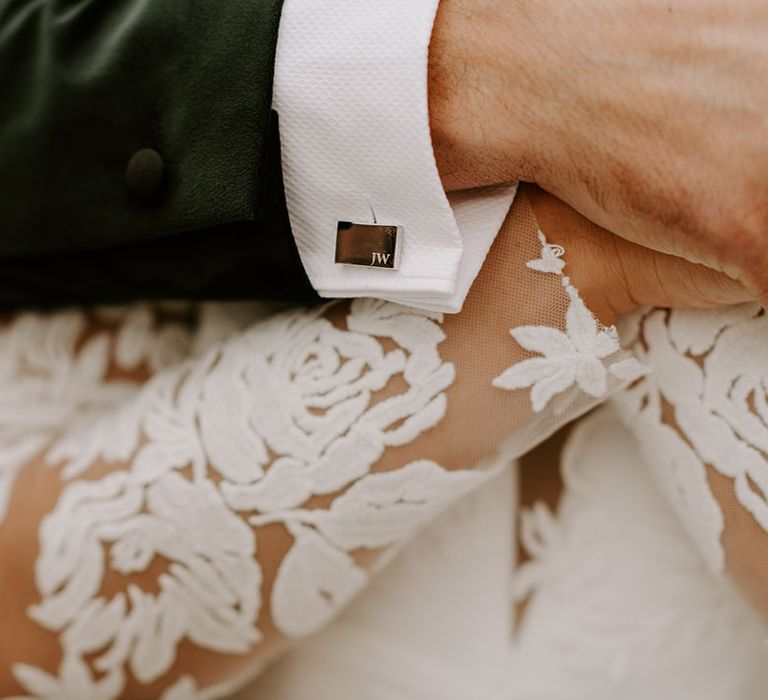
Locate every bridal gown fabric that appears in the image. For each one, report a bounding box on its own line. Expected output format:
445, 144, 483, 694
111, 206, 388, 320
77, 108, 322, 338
247, 409, 768, 700
1, 202, 767, 698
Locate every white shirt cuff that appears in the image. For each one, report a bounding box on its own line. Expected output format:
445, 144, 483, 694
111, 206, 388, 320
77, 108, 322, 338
273, 0, 517, 313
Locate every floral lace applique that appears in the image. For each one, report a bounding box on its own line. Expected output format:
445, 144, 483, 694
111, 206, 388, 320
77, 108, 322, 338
11, 300, 491, 699
612, 303, 768, 572
3, 224, 648, 699
509, 408, 768, 700
0, 307, 194, 526
494, 231, 647, 412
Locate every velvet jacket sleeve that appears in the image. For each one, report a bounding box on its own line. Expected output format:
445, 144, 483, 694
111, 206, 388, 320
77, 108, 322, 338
0, 0, 317, 308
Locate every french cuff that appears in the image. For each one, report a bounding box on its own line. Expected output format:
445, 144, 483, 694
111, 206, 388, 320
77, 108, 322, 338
273, 0, 517, 313
317, 185, 518, 312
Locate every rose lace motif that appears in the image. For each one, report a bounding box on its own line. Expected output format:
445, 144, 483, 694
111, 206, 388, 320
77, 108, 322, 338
0, 226, 656, 700
8, 300, 488, 699
3, 231, 648, 699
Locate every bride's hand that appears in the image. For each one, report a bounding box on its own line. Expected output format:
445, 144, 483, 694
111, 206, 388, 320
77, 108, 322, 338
523, 186, 753, 325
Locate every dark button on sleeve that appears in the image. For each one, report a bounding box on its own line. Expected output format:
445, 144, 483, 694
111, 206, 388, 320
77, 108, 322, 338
125, 148, 165, 202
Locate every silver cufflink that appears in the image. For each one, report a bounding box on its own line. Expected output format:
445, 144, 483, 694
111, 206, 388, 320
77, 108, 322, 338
335, 221, 401, 269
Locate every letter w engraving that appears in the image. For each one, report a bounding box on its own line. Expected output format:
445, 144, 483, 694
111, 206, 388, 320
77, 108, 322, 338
370, 252, 392, 266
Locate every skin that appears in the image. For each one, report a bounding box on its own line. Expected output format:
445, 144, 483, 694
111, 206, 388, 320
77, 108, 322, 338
0, 188, 751, 697
429, 0, 768, 302
525, 186, 752, 322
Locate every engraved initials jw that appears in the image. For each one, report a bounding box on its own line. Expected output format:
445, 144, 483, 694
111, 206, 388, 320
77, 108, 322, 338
370, 252, 392, 266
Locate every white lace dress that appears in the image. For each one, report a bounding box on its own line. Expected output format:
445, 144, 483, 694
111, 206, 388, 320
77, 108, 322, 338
0, 191, 766, 699
248, 407, 768, 700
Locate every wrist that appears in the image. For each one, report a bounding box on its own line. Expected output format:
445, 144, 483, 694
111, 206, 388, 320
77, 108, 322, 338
428, 0, 540, 191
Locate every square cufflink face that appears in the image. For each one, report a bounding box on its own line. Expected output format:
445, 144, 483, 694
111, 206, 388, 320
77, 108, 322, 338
335, 222, 401, 269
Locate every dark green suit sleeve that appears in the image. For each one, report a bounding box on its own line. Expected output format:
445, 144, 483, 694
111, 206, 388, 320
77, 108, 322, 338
0, 0, 318, 308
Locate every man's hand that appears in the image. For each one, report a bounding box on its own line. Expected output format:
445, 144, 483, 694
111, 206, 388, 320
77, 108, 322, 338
429, 0, 768, 302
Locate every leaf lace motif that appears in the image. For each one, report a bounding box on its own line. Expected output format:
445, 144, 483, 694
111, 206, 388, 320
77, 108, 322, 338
3, 228, 651, 698
493, 231, 647, 412
612, 303, 768, 572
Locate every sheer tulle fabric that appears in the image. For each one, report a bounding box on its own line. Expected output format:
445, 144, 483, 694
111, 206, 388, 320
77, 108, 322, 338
612, 304, 768, 618
0, 192, 643, 699
2, 189, 767, 698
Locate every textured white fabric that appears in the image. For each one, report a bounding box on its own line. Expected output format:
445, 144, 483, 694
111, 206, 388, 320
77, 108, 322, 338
0, 208, 646, 698
273, 0, 517, 313
505, 409, 768, 700
247, 467, 517, 700
613, 303, 768, 572
6, 188, 768, 698
239, 408, 768, 700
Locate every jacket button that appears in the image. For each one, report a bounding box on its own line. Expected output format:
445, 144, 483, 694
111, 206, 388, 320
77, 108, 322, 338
126, 148, 165, 202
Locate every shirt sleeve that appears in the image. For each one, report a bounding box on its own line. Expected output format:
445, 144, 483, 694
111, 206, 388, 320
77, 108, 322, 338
272, 0, 518, 313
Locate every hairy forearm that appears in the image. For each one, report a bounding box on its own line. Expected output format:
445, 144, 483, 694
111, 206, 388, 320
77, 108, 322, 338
428, 0, 536, 191
428, 0, 768, 304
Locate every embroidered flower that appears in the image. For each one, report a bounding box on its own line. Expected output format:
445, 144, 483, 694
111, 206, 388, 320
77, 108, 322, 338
21, 300, 460, 698
495, 231, 647, 412
525, 231, 566, 275
494, 292, 623, 411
